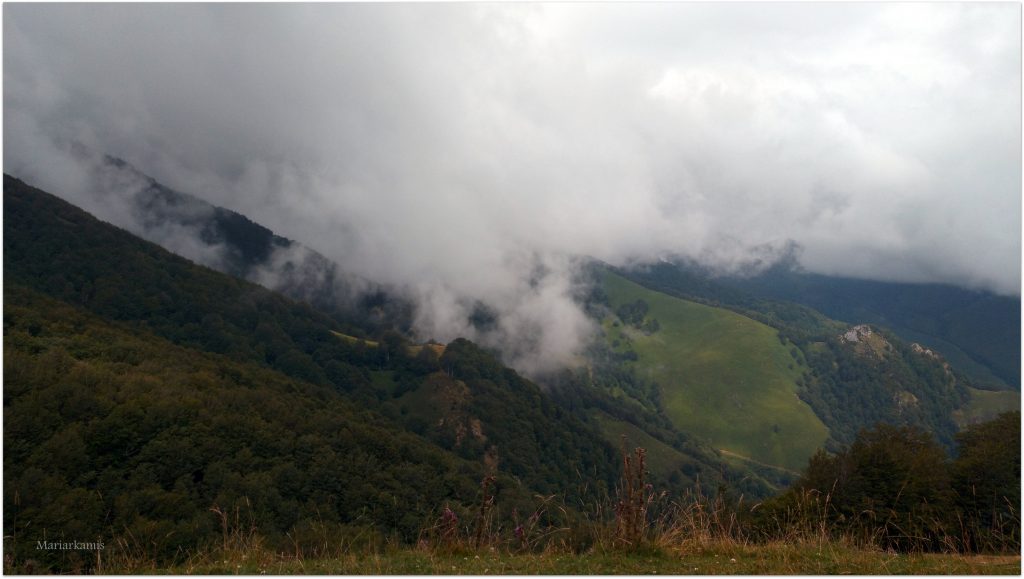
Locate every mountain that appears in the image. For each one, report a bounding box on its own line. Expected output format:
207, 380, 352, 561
74, 152, 415, 335
720, 266, 1019, 391
10, 164, 777, 485
3, 174, 634, 567
5, 171, 1018, 572
6, 174, 774, 571
591, 261, 1018, 456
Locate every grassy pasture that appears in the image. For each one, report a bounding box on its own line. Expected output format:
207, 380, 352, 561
600, 271, 828, 471
954, 387, 1020, 428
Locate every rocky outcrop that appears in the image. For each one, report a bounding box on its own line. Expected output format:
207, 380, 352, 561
839, 324, 893, 358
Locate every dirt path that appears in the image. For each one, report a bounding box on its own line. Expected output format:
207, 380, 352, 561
718, 448, 802, 477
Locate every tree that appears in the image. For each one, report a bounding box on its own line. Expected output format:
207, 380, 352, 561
951, 412, 1020, 552
762, 424, 952, 551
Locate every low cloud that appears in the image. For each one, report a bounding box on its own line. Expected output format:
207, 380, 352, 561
4, 3, 1020, 375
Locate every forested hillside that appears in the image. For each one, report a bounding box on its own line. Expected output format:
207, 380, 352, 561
725, 268, 1020, 391
2, 175, 634, 570
4, 175, 1019, 573
5, 284, 495, 566
91, 155, 415, 334
5, 173, 766, 487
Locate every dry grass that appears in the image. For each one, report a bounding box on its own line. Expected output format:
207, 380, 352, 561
82, 486, 1020, 575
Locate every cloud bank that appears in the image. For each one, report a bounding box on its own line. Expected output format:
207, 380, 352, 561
5, 3, 1020, 374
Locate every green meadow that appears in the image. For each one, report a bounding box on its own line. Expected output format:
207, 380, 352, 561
600, 271, 828, 471
592, 411, 696, 479
954, 386, 1021, 428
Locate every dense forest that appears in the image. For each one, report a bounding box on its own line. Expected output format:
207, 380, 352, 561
725, 266, 1021, 390
3, 175, 622, 497
2, 175, 622, 570
5, 284, 493, 563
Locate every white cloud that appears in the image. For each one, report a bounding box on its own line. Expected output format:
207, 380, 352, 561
4, 3, 1020, 373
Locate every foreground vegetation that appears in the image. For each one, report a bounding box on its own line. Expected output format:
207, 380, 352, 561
116, 543, 1021, 575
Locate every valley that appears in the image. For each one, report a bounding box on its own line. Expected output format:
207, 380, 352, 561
3, 174, 1019, 574
4, 4, 1020, 574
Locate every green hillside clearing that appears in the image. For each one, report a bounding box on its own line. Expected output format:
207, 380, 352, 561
591, 411, 694, 479
330, 330, 379, 347
600, 270, 828, 471
331, 330, 445, 359
954, 387, 1021, 429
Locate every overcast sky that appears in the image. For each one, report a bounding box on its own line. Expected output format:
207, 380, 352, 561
4, 3, 1021, 371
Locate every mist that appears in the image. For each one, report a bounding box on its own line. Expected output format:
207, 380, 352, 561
4, 3, 1020, 375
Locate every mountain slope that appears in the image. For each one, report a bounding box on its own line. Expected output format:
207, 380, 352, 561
4, 283, 494, 568
595, 270, 829, 472
75, 154, 415, 334
605, 262, 1016, 452
798, 324, 973, 449
3, 174, 622, 535
721, 269, 1021, 391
